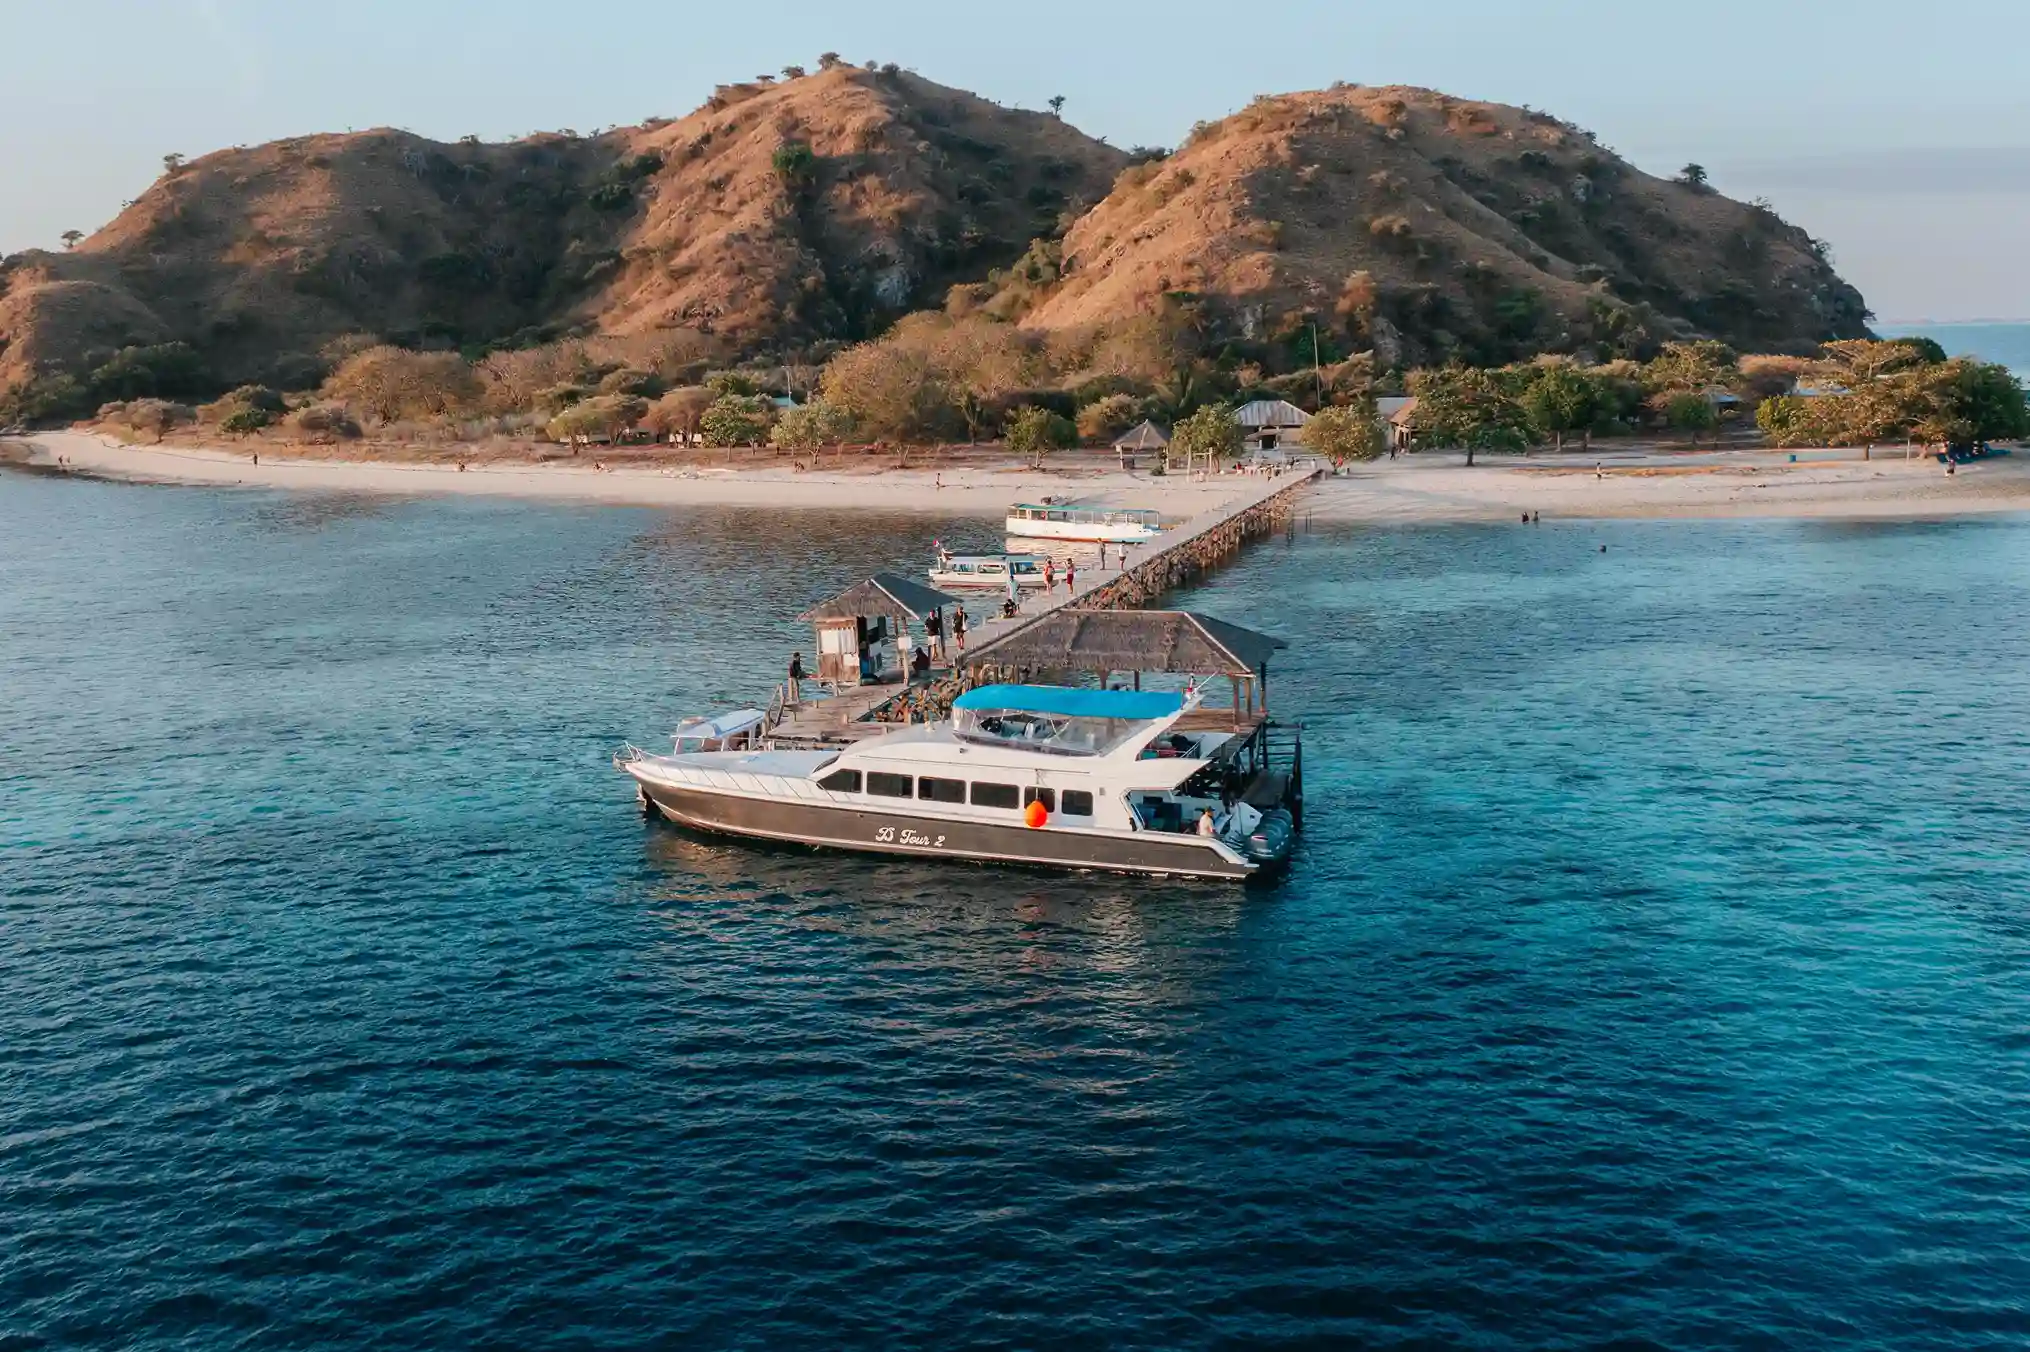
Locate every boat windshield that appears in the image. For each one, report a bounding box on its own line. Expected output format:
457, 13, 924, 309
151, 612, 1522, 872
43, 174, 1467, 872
954, 707, 1149, 757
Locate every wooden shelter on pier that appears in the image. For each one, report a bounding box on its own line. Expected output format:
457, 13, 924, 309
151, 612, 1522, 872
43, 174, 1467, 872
964, 607, 1298, 815
798, 574, 958, 688
964, 609, 1287, 732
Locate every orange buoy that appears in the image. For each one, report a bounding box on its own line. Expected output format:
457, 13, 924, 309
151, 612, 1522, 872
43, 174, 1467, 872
1024, 799, 1048, 829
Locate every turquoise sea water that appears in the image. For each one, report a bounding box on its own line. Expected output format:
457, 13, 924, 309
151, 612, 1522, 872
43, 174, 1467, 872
5, 473, 2030, 1348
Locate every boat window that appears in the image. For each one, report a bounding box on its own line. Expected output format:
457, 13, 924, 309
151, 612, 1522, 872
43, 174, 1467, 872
1023, 787, 1056, 813
918, 777, 967, 804
867, 772, 914, 799
819, 769, 862, 793
970, 782, 1020, 810
1061, 790, 1095, 817
955, 708, 1150, 757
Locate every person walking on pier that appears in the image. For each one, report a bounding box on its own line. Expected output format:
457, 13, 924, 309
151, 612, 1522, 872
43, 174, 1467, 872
1065, 557, 1076, 592
1043, 559, 1056, 592
786, 652, 805, 705
952, 604, 968, 654
925, 607, 944, 664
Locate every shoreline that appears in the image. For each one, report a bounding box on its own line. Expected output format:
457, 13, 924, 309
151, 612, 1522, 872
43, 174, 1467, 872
8, 430, 2030, 524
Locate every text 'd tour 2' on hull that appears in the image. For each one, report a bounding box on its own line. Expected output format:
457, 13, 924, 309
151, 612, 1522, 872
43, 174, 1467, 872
618, 684, 1298, 882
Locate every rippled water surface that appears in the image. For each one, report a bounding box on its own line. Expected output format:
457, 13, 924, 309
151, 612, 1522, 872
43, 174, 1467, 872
5, 474, 2030, 1349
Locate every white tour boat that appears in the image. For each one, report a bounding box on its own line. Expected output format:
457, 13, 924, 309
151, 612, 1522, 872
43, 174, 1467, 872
617, 684, 1296, 880
928, 552, 1048, 591
1006, 502, 1163, 545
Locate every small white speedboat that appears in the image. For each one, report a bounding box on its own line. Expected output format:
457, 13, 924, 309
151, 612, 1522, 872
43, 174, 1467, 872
928, 552, 1048, 590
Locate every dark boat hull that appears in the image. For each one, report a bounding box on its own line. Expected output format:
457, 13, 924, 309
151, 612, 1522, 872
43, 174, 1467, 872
635, 781, 1255, 880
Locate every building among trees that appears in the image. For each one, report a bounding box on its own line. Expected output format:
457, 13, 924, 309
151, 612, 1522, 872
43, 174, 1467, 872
1232, 399, 1311, 452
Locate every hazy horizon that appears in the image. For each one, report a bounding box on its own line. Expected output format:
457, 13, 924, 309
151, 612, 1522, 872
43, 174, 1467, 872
6, 0, 2027, 322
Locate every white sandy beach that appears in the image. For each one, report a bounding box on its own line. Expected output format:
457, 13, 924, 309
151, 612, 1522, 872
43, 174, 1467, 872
9, 429, 2030, 524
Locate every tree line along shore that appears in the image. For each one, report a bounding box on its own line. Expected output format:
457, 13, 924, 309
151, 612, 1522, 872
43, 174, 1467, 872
6, 315, 2022, 471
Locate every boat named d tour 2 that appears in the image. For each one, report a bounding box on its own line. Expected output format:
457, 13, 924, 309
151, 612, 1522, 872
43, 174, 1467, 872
618, 684, 1296, 880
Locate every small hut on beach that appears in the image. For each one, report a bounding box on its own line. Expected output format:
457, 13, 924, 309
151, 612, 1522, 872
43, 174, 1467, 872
1112, 420, 1170, 469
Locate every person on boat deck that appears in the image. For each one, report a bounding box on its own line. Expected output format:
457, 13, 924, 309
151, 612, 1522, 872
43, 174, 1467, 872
1197, 808, 1217, 837
787, 652, 804, 704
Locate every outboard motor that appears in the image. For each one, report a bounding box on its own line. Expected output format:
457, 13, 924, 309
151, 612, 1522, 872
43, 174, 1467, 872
1242, 807, 1295, 864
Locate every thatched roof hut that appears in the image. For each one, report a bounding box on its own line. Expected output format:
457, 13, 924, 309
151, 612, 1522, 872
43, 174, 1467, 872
968, 609, 1284, 678
1111, 419, 1170, 467
798, 574, 959, 686
798, 574, 957, 623
967, 609, 1288, 724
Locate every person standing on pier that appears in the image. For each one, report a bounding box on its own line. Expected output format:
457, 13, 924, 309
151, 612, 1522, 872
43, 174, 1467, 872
787, 652, 805, 705
952, 604, 967, 654
1065, 557, 1076, 592
925, 607, 943, 664
1043, 559, 1056, 592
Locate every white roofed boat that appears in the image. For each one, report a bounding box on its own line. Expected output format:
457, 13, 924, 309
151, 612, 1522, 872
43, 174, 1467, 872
928, 552, 1048, 590
1006, 502, 1161, 544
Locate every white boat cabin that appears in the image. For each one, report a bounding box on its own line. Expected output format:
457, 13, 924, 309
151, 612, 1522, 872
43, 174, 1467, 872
809, 684, 1237, 834
929, 553, 1048, 589
1005, 503, 1162, 544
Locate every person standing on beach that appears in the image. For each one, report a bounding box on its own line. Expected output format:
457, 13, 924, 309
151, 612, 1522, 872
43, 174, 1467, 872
787, 652, 804, 705
1595, 461, 1604, 479
953, 604, 968, 654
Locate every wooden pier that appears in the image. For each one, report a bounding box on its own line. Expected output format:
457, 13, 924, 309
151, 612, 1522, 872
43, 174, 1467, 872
769, 467, 1320, 746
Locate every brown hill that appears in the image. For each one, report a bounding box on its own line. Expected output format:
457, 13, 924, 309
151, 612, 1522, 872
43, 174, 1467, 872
0, 64, 1124, 398
1020, 86, 1869, 365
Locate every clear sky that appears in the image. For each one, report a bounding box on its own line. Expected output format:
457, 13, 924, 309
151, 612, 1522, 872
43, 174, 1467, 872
5, 0, 2027, 320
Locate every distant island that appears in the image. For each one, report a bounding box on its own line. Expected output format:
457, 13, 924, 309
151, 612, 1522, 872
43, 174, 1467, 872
2, 61, 2021, 463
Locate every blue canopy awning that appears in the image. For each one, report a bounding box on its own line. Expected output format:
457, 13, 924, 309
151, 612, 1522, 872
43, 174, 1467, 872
952, 684, 1184, 721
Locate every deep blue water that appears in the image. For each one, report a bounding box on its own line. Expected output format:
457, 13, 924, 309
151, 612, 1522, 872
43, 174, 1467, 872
5, 473, 2030, 1349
